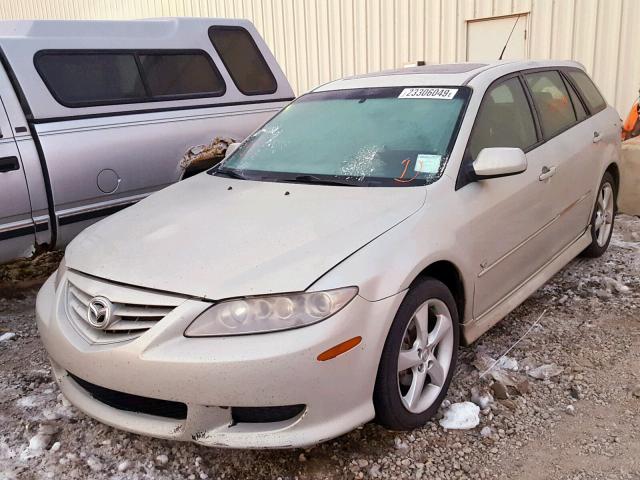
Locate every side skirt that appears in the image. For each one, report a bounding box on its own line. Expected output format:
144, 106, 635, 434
462, 229, 592, 344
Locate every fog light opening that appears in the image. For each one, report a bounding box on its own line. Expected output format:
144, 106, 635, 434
317, 336, 362, 361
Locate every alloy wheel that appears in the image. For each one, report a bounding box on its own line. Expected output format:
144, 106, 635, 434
397, 299, 455, 413
594, 182, 614, 247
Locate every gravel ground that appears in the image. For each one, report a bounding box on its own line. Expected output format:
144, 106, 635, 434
1, 216, 639, 480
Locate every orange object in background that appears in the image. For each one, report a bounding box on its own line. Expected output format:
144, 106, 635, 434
622, 92, 640, 141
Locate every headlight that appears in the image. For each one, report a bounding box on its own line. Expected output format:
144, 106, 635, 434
53, 257, 67, 291
184, 287, 358, 337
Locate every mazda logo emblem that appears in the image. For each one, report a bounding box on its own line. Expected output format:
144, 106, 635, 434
87, 297, 113, 329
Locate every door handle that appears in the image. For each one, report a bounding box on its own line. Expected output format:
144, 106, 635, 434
0, 156, 19, 173
539, 165, 556, 181
593, 131, 602, 143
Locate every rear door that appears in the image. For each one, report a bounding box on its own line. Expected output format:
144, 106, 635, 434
563, 68, 619, 213
522, 70, 594, 249
0, 96, 34, 262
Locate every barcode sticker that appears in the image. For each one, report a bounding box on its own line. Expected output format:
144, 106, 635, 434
398, 88, 458, 100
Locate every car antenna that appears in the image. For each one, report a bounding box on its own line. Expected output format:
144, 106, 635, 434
498, 14, 522, 60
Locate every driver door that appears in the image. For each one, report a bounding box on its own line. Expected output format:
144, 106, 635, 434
0, 96, 35, 262
457, 75, 558, 318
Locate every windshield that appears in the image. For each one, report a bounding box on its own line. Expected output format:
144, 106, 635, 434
213, 86, 470, 187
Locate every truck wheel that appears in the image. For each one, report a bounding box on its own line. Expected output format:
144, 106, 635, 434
374, 278, 459, 430
581, 171, 616, 258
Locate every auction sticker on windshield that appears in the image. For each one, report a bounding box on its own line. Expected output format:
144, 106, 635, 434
398, 88, 458, 99
415, 154, 442, 174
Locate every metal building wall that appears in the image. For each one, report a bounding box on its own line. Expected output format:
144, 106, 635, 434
0, 0, 637, 114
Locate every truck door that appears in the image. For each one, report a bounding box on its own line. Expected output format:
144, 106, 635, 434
0, 97, 35, 263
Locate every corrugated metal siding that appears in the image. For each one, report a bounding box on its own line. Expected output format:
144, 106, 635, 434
0, 0, 637, 114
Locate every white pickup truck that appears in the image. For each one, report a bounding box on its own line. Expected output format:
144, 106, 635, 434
0, 17, 293, 264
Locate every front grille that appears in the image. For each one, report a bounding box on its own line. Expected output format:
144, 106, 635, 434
65, 279, 178, 345
68, 372, 187, 420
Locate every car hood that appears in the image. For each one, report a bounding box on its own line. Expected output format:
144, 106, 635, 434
66, 174, 426, 300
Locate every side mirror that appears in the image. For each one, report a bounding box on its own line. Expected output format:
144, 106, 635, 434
225, 142, 241, 158
472, 147, 527, 180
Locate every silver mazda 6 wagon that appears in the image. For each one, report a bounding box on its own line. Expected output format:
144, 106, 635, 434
37, 60, 620, 448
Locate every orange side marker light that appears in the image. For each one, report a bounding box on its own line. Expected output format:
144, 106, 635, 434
317, 336, 362, 362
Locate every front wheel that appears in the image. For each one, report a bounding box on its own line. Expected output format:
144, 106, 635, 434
581, 171, 616, 258
373, 278, 459, 430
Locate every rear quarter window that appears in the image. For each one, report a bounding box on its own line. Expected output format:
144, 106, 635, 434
566, 70, 607, 113
208, 26, 278, 95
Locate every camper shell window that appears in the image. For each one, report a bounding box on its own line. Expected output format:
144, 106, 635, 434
34, 49, 226, 107
208, 26, 278, 95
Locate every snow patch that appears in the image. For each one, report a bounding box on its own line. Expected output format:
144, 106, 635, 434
16, 394, 45, 409
0, 332, 16, 342
439, 402, 480, 430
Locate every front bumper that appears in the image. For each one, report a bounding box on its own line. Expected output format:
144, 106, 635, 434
36, 272, 404, 448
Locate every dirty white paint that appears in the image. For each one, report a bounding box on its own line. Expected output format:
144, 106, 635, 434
0, 0, 637, 115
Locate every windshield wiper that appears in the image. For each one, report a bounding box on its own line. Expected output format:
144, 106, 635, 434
216, 169, 360, 186
280, 174, 359, 187
214, 168, 248, 180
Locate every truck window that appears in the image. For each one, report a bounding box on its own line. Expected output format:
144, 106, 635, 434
138, 53, 225, 97
208, 26, 277, 95
35, 53, 146, 106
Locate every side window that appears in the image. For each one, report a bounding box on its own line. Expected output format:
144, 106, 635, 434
208, 26, 277, 95
35, 53, 146, 106
525, 71, 576, 138
138, 53, 225, 97
36, 50, 226, 107
467, 77, 538, 161
563, 75, 587, 121
566, 70, 607, 113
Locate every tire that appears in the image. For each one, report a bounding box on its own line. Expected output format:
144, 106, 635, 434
374, 278, 459, 430
581, 171, 616, 258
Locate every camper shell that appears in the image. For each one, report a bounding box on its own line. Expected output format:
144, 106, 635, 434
0, 17, 293, 263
